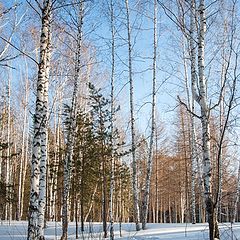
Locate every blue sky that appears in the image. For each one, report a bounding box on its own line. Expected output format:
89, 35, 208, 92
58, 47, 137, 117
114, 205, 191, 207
2, 0, 239, 152
0, 0, 188, 147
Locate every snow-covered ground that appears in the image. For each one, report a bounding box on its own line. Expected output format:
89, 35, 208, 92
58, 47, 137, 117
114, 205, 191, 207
0, 221, 240, 239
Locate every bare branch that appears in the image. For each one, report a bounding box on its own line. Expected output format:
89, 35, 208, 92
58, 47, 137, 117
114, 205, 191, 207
214, 52, 238, 207
178, 95, 201, 119
33, 0, 43, 10
52, 0, 92, 11
157, 0, 198, 44
26, 0, 42, 18
0, 36, 38, 65
0, 3, 19, 17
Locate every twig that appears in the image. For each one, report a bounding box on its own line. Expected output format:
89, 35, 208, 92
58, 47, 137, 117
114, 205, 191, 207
178, 95, 201, 119
0, 36, 38, 65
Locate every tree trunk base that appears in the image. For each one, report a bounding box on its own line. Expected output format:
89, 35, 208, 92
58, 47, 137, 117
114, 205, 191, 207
206, 197, 219, 240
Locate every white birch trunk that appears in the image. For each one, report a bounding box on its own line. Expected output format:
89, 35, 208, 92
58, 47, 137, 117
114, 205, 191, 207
84, 184, 98, 222
48, 104, 56, 221
38, 3, 51, 237
155, 132, 159, 223
61, 2, 83, 239
197, 1, 219, 238
49, 92, 62, 221
17, 63, 29, 220
142, 0, 157, 230
233, 161, 240, 223
190, 124, 198, 224
198, 0, 211, 196
19, 112, 30, 219
189, 0, 198, 224
0, 98, 6, 191
21, 122, 29, 218
5, 71, 12, 222
124, 0, 140, 231
187, 0, 207, 226
28, 1, 51, 239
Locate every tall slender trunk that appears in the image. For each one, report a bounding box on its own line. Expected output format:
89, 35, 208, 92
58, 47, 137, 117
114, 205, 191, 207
233, 161, 240, 223
102, 155, 107, 239
196, 153, 205, 223
5, 70, 12, 222
28, 1, 51, 239
180, 106, 190, 223
189, 0, 198, 224
80, 181, 84, 232
74, 166, 79, 239
84, 184, 98, 222
61, 2, 84, 239
119, 175, 123, 237
21, 121, 29, 219
155, 132, 159, 223
49, 103, 56, 221
190, 117, 197, 224
17, 62, 29, 220
109, 0, 115, 238
217, 21, 227, 222
124, 0, 140, 231
49, 88, 62, 221
142, 0, 157, 230
197, 1, 219, 239
38, 4, 51, 238
79, 150, 84, 232
54, 97, 62, 221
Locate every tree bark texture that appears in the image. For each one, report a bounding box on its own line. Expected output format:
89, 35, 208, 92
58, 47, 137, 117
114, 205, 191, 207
189, 0, 198, 224
28, 1, 51, 239
197, 0, 219, 238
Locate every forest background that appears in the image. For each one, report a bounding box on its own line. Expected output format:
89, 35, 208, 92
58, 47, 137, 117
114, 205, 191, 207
0, 0, 240, 240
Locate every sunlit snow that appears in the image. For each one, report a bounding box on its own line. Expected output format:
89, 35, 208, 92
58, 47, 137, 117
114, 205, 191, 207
0, 221, 240, 239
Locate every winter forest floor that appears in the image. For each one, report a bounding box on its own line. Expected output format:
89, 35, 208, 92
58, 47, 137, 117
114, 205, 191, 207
0, 222, 240, 240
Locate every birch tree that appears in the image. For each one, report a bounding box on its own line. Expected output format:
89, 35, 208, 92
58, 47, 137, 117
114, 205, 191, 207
38, 2, 51, 238
124, 0, 140, 231
109, 0, 116, 238
197, 0, 238, 237
188, 0, 237, 236
17, 58, 30, 220
164, 0, 239, 236
48, 85, 63, 221
142, 0, 157, 230
61, 1, 84, 239
28, 1, 52, 239
5, 69, 12, 222
189, 0, 198, 224
233, 161, 240, 223
190, 1, 220, 238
